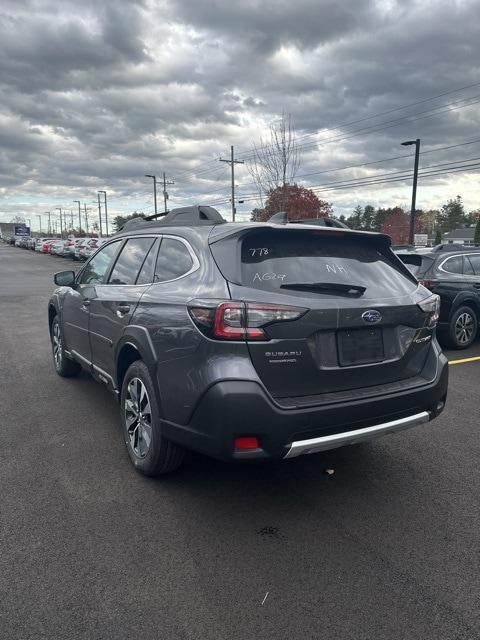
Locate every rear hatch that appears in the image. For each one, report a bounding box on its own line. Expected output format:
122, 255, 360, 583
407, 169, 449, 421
210, 225, 433, 399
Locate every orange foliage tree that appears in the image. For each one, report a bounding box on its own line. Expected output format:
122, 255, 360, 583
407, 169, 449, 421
380, 208, 425, 244
259, 184, 333, 221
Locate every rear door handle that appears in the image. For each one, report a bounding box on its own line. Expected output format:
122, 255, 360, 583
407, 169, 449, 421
117, 303, 131, 315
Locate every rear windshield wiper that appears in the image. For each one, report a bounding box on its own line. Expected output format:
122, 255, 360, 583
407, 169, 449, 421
280, 282, 366, 296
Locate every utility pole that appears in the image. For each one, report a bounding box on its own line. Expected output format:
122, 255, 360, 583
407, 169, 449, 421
74, 200, 82, 234
219, 145, 244, 222
145, 174, 158, 216
55, 207, 62, 237
83, 203, 88, 235
401, 138, 421, 245
98, 191, 108, 236
162, 172, 174, 214
37, 215, 42, 233
45, 211, 51, 235
97, 193, 103, 237
70, 209, 74, 232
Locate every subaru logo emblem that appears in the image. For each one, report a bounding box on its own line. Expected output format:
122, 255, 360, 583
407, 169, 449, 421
362, 310, 382, 324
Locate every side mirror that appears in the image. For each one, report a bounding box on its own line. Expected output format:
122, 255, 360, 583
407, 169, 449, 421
54, 270, 76, 287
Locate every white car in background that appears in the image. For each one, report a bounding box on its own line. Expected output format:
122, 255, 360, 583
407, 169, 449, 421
73, 237, 92, 260
79, 237, 105, 261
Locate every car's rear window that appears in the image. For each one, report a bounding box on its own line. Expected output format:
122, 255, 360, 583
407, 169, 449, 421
397, 253, 434, 276
239, 230, 416, 298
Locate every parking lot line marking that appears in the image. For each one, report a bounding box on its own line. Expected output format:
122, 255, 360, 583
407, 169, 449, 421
448, 356, 480, 365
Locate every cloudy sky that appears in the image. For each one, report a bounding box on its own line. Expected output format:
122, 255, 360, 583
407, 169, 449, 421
1, 0, 480, 229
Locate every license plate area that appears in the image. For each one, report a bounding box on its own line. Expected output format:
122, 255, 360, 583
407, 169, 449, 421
337, 328, 385, 366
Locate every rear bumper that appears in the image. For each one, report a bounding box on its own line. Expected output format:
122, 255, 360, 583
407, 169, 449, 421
285, 411, 430, 458
161, 343, 449, 462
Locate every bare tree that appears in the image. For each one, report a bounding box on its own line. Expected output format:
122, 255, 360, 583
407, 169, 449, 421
248, 112, 300, 207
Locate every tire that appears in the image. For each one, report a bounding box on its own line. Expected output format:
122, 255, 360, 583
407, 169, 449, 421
120, 360, 185, 476
51, 315, 81, 377
446, 305, 478, 349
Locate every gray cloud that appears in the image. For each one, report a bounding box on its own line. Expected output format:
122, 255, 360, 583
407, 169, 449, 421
1, 0, 480, 221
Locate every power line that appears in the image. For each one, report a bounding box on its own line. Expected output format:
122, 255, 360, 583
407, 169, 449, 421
178, 136, 480, 203
171, 93, 480, 191
235, 80, 480, 157
173, 81, 480, 183
206, 160, 480, 206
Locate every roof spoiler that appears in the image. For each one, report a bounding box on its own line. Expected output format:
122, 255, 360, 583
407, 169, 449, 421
268, 211, 348, 229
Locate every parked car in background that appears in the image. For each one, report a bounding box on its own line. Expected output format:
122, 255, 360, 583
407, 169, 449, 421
397, 244, 480, 349
35, 238, 54, 251
62, 238, 77, 258
79, 237, 104, 261
48, 205, 448, 476
73, 237, 92, 260
41, 239, 57, 253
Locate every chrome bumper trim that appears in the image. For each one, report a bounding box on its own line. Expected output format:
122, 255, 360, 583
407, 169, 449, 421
284, 411, 430, 459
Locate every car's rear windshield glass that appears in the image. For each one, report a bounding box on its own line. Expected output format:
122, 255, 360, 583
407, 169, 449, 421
240, 230, 416, 298
397, 253, 434, 276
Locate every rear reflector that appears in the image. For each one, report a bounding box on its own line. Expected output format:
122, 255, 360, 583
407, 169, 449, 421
234, 436, 260, 450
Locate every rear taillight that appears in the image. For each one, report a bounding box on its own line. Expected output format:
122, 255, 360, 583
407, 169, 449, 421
418, 293, 440, 328
188, 300, 306, 341
419, 279, 437, 290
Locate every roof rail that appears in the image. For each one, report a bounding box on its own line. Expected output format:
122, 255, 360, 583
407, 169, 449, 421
118, 205, 226, 232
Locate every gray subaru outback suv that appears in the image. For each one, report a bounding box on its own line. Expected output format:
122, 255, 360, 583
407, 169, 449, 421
48, 206, 448, 475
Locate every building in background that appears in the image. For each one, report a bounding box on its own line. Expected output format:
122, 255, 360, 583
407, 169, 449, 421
442, 227, 476, 245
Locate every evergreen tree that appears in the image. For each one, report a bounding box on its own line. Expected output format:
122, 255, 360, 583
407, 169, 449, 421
434, 227, 442, 245
373, 207, 389, 231
362, 204, 375, 230
348, 205, 363, 229
439, 195, 467, 231
250, 208, 264, 222
474, 217, 480, 246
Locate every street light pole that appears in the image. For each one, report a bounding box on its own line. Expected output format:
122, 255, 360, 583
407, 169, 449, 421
74, 200, 82, 234
145, 175, 157, 216
97, 193, 103, 237
45, 211, 51, 235
401, 138, 421, 245
55, 207, 62, 237
98, 191, 108, 236
84, 203, 88, 234
37, 215, 42, 233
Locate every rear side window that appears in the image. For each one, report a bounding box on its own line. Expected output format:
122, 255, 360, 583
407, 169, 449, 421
239, 230, 416, 298
108, 238, 155, 285
155, 238, 193, 282
440, 255, 463, 275
466, 254, 480, 275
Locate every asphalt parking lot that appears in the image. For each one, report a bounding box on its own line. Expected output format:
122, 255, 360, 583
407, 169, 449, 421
1, 243, 479, 640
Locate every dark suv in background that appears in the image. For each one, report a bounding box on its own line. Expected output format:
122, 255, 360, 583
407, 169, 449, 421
48, 206, 448, 475
397, 245, 480, 349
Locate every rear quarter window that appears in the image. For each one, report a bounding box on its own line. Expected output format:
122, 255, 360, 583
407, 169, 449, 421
239, 230, 417, 299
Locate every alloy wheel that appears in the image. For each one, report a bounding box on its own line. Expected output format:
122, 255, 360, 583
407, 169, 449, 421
124, 377, 153, 459
52, 321, 62, 368
454, 312, 475, 345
